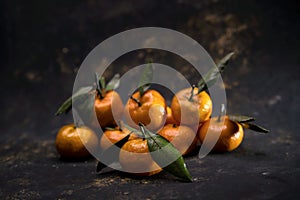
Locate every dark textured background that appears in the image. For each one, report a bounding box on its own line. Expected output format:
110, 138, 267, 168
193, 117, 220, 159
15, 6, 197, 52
1, 0, 299, 199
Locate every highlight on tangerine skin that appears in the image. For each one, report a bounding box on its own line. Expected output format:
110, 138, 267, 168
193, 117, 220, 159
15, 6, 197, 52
165, 106, 178, 125
94, 90, 124, 128
158, 124, 198, 156
119, 139, 162, 176
124, 89, 167, 131
198, 117, 244, 152
55, 124, 98, 159
171, 87, 212, 126
99, 127, 138, 150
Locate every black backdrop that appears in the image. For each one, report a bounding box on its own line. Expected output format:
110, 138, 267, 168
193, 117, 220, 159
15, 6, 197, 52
1, 0, 299, 199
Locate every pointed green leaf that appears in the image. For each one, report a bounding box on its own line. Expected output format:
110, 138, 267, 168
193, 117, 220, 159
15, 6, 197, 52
55, 97, 72, 116
106, 74, 120, 91
216, 52, 235, 73
73, 90, 96, 124
104, 127, 118, 131
139, 124, 192, 182
241, 122, 269, 133
197, 52, 234, 93
100, 76, 106, 90
121, 122, 143, 138
94, 72, 106, 98
96, 134, 131, 173
95, 73, 101, 91
138, 63, 153, 97
55, 86, 93, 115
228, 115, 255, 123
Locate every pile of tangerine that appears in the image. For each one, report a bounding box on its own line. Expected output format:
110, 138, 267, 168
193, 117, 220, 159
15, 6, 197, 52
55, 53, 268, 178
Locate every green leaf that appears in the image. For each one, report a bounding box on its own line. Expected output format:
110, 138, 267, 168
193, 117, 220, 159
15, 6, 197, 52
73, 90, 96, 124
106, 74, 120, 91
96, 133, 131, 173
121, 122, 143, 138
216, 52, 235, 73
94, 73, 101, 91
228, 115, 255, 123
100, 76, 106, 90
139, 123, 192, 182
138, 62, 153, 97
197, 52, 234, 93
55, 86, 93, 115
105, 127, 118, 131
94, 72, 106, 98
241, 122, 269, 133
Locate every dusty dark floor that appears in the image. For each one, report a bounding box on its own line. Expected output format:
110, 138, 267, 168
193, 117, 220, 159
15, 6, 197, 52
1, 0, 300, 199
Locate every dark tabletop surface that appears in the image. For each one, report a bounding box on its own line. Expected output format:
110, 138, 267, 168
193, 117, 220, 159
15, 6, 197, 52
1, 0, 299, 199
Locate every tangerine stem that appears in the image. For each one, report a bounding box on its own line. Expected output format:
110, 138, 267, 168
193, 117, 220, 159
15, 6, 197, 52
94, 73, 105, 99
217, 104, 226, 122
139, 123, 161, 148
130, 95, 141, 107
98, 90, 104, 99
217, 115, 221, 122
117, 120, 123, 131
188, 85, 196, 102
139, 122, 146, 139
74, 119, 79, 129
